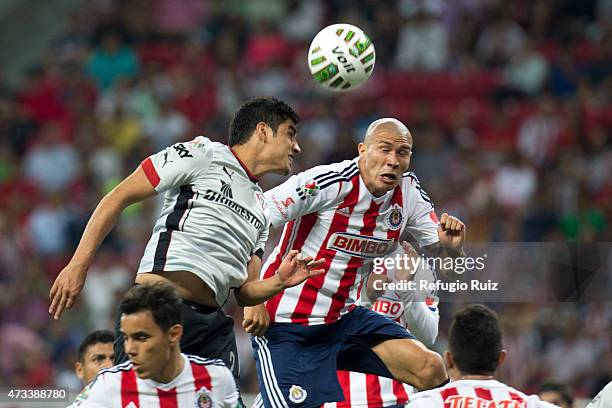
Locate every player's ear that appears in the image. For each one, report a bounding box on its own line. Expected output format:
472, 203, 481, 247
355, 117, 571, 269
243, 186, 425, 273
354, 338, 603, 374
167, 324, 183, 345
443, 350, 454, 370
357, 142, 366, 157
255, 122, 270, 143
75, 361, 84, 381
497, 349, 508, 368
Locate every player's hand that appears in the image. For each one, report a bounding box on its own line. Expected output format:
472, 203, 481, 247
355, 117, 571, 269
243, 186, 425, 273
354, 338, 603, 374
437, 213, 465, 250
277, 250, 325, 288
49, 262, 88, 320
243, 304, 270, 337
395, 241, 420, 282
366, 271, 389, 301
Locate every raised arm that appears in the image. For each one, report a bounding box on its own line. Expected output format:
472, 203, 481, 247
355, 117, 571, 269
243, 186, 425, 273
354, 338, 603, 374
234, 251, 325, 307
49, 167, 156, 319
49, 138, 213, 320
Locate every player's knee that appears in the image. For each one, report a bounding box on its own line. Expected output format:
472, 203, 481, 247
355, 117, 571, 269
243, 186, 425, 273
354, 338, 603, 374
414, 350, 446, 390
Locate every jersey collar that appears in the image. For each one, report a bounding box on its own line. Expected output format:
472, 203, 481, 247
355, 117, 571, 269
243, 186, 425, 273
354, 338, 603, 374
230, 147, 259, 183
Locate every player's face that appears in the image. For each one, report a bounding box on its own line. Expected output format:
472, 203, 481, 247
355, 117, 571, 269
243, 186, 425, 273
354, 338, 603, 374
270, 120, 301, 175
539, 392, 570, 408
121, 311, 181, 381
358, 127, 412, 196
75, 343, 115, 384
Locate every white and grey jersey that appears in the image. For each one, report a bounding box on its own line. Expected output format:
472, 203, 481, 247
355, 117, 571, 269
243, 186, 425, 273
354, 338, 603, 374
138, 136, 269, 306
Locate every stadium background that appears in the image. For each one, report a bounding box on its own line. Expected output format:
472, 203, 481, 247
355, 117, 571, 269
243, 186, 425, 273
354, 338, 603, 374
0, 0, 610, 406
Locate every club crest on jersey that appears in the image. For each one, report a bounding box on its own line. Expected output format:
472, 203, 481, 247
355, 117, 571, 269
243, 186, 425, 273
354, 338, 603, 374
288, 385, 307, 403
195, 386, 214, 408
327, 232, 392, 258
385, 204, 404, 231
300, 180, 320, 198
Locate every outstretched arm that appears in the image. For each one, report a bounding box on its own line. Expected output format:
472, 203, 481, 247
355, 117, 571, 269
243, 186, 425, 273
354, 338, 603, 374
234, 251, 325, 307
49, 167, 156, 319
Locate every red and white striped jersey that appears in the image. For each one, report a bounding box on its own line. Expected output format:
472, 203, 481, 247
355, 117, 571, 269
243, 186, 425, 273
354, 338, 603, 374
324, 371, 414, 408
406, 379, 560, 408
70, 354, 238, 408
263, 158, 439, 325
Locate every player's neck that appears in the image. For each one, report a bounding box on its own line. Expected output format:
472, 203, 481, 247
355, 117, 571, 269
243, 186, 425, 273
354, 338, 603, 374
151, 351, 184, 384
230, 144, 263, 179
456, 373, 496, 381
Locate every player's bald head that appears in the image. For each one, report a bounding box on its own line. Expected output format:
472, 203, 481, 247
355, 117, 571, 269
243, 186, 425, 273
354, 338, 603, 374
363, 118, 412, 145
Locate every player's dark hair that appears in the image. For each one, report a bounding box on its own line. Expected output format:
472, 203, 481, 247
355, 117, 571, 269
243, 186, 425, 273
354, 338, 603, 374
77, 330, 114, 362
448, 304, 502, 375
119, 282, 183, 332
228, 97, 299, 146
539, 381, 574, 406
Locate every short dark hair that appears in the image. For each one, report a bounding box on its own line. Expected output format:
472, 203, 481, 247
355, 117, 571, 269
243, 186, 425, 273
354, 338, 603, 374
539, 381, 574, 406
448, 304, 502, 375
77, 330, 114, 362
228, 97, 299, 146
119, 283, 182, 332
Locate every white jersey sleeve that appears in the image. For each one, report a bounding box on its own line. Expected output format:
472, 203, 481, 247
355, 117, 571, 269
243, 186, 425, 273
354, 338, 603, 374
587, 381, 612, 408
220, 367, 240, 408
254, 223, 269, 257
402, 299, 439, 347
265, 161, 355, 228
141, 136, 214, 193
402, 172, 439, 248
69, 373, 111, 407
383, 248, 440, 347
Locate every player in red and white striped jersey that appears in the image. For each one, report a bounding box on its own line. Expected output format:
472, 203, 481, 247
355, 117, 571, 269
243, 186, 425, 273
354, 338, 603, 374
406, 305, 559, 408
247, 118, 467, 408
70, 283, 238, 408
324, 243, 440, 408
250, 244, 440, 408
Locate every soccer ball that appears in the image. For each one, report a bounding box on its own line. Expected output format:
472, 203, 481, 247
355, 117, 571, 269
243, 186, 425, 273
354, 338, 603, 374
308, 23, 376, 92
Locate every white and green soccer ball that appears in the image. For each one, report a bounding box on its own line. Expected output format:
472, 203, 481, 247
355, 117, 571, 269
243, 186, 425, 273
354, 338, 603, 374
308, 23, 376, 92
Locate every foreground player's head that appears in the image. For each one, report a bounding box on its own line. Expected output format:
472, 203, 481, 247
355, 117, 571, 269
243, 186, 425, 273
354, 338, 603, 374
229, 97, 301, 175
445, 304, 507, 380
120, 282, 183, 382
538, 381, 574, 408
75, 330, 115, 385
358, 118, 413, 197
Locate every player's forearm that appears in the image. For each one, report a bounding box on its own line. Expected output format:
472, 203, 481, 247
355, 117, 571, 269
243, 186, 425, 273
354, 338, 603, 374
70, 193, 130, 268
234, 275, 284, 306
402, 302, 439, 347
425, 243, 466, 278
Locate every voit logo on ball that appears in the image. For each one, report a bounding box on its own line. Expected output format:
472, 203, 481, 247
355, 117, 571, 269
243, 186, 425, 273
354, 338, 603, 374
308, 23, 376, 92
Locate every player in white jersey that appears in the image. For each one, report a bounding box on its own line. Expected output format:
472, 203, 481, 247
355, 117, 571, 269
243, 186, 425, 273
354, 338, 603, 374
586, 381, 612, 408
70, 282, 239, 408
50, 97, 324, 386
406, 305, 560, 408
246, 118, 467, 407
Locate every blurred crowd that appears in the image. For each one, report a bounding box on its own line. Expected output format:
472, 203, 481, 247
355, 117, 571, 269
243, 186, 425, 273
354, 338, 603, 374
0, 0, 610, 401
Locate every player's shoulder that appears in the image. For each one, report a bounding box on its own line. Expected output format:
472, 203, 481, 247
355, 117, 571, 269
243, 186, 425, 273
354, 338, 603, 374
401, 170, 434, 205
402, 171, 423, 187
299, 158, 358, 182
186, 354, 229, 368
405, 387, 441, 407
96, 360, 134, 382
283, 158, 359, 199
70, 361, 132, 406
